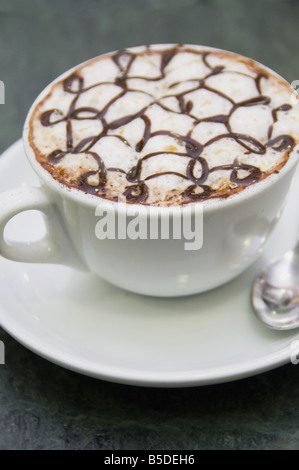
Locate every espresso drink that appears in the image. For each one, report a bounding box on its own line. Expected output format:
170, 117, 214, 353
27, 44, 299, 206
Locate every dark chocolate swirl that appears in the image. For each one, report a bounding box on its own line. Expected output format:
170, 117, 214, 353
35, 44, 296, 205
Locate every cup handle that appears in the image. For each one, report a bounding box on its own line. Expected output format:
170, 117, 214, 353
0, 185, 86, 270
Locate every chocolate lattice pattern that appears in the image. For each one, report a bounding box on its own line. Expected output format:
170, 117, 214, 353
34, 44, 296, 205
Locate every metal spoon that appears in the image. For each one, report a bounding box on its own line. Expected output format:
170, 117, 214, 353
251, 244, 299, 330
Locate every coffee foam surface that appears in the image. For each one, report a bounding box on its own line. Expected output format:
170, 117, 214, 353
27, 44, 299, 206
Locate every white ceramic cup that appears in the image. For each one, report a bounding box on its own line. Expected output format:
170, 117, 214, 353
0, 59, 299, 297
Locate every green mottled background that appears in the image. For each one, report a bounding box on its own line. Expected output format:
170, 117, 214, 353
0, 0, 299, 450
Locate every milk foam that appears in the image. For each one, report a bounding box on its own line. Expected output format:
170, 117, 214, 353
28, 44, 299, 206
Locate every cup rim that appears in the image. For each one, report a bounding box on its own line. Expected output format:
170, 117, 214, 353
22, 43, 299, 215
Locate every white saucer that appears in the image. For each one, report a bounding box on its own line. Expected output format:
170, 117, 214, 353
1, 140, 299, 387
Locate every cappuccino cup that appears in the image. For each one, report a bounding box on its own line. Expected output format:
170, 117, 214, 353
0, 44, 299, 297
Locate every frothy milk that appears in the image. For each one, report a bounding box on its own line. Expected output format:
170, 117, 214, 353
27, 44, 299, 206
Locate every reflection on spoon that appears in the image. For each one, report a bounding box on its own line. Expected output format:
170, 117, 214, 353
251, 248, 299, 330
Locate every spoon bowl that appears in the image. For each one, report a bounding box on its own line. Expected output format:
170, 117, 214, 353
251, 249, 299, 330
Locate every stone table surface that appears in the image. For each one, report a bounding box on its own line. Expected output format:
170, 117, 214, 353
0, 0, 299, 450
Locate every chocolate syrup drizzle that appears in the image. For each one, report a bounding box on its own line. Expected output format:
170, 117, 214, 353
39, 45, 295, 204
